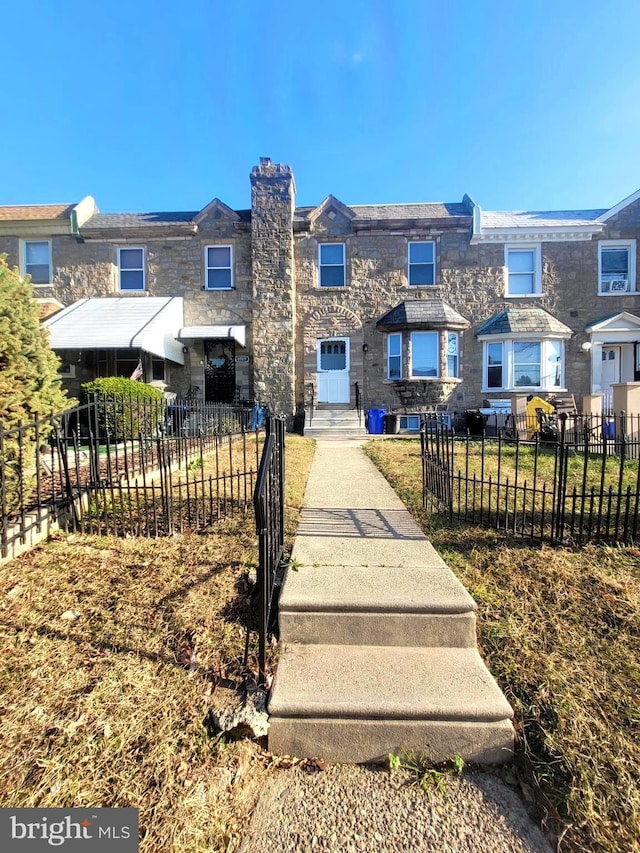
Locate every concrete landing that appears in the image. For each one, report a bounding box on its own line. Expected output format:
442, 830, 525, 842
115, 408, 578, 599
267, 439, 514, 764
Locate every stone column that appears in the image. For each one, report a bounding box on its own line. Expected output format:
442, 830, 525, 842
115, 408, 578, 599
582, 394, 602, 417
612, 382, 640, 417
250, 159, 297, 419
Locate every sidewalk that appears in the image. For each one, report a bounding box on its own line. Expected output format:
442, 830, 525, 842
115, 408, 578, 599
240, 438, 550, 852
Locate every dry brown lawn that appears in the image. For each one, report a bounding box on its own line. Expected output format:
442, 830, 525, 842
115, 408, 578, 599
0, 435, 315, 852
365, 438, 640, 853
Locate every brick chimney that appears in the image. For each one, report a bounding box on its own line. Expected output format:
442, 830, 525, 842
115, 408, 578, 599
250, 159, 296, 419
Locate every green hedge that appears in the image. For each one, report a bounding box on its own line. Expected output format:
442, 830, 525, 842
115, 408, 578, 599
82, 378, 164, 441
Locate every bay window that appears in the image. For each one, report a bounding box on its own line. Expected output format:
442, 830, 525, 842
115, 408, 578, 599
483, 339, 565, 391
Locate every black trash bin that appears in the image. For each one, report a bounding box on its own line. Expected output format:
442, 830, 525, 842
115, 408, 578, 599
293, 410, 306, 436
384, 413, 400, 434
465, 409, 486, 436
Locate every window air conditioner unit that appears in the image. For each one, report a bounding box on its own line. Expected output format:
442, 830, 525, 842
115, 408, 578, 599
58, 363, 76, 378
604, 278, 629, 292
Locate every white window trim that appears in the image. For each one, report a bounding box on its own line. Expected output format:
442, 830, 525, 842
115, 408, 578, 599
447, 330, 459, 378
205, 244, 234, 290
399, 415, 421, 431
387, 332, 402, 379
504, 244, 542, 296
409, 330, 440, 379
484, 340, 505, 390
318, 243, 346, 287
20, 238, 52, 286
598, 240, 636, 295
407, 240, 436, 286
117, 247, 146, 292
482, 338, 566, 392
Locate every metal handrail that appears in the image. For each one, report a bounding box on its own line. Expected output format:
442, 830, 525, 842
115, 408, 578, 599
307, 382, 315, 425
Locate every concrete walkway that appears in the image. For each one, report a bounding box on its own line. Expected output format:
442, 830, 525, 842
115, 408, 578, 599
240, 439, 550, 853
267, 437, 514, 765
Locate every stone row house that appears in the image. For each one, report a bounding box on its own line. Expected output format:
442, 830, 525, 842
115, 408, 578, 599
1, 158, 640, 427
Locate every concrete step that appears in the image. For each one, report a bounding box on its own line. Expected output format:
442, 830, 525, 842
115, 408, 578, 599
307, 410, 361, 421
304, 429, 367, 439
279, 564, 476, 647
304, 408, 365, 438
268, 644, 514, 764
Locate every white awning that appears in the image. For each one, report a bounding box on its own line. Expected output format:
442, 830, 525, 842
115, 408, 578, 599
178, 325, 246, 347
43, 297, 185, 364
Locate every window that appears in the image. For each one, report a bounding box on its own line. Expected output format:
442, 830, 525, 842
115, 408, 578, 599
483, 339, 565, 391
115, 349, 141, 378
447, 331, 459, 378
547, 340, 563, 388
410, 332, 439, 377
505, 245, 541, 295
22, 240, 51, 284
513, 341, 541, 387
151, 358, 165, 382
486, 342, 503, 389
387, 333, 402, 379
205, 245, 233, 289
319, 243, 345, 287
319, 340, 346, 370
387, 330, 461, 380
408, 241, 435, 286
598, 241, 636, 294
118, 248, 145, 291
400, 415, 421, 431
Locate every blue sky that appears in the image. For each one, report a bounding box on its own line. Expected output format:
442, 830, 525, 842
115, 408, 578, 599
3, 0, 640, 213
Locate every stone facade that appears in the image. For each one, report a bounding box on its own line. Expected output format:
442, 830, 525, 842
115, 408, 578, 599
2, 163, 640, 418
250, 161, 297, 416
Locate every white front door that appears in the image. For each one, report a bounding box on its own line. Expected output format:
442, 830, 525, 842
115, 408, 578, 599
601, 346, 621, 410
317, 338, 350, 403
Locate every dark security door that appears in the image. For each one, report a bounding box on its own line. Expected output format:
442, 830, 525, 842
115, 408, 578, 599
204, 339, 236, 403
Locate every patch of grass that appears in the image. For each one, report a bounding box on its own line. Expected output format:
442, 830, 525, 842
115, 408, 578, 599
388, 751, 465, 796
365, 439, 640, 853
0, 435, 315, 852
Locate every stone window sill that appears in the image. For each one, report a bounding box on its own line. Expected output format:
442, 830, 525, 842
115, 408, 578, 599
384, 377, 462, 384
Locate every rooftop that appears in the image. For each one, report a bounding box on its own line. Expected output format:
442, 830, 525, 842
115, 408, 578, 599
480, 209, 606, 229
476, 308, 573, 336
0, 203, 76, 221
376, 299, 470, 329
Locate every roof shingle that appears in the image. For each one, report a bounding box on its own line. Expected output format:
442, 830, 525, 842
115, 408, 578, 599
476, 308, 572, 336
480, 209, 606, 229
0, 204, 75, 221
294, 202, 470, 223
376, 299, 470, 329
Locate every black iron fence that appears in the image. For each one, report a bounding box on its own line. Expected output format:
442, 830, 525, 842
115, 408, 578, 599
0, 396, 266, 558
253, 416, 286, 683
421, 411, 640, 545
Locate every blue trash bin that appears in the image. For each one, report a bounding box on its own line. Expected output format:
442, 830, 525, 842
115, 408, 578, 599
603, 419, 615, 439
367, 408, 385, 435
